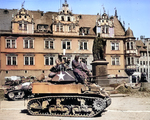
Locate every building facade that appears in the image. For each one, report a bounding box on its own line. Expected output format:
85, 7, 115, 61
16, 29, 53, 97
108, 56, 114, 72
0, 1, 138, 84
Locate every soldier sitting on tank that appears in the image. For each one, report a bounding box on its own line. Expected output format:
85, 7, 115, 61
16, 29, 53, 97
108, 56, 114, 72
49, 53, 65, 78
80, 58, 92, 78
64, 58, 71, 71
72, 56, 88, 84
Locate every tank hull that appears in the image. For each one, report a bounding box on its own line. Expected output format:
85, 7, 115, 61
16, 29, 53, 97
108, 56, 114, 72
32, 82, 83, 94
27, 82, 111, 117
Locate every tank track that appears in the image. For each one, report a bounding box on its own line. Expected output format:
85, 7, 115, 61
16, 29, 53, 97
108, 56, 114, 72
27, 95, 109, 117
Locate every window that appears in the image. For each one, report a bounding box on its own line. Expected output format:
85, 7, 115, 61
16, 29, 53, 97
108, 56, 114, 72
131, 42, 133, 49
24, 38, 34, 48
128, 57, 130, 65
68, 17, 70, 21
136, 58, 139, 64
56, 23, 63, 32
102, 26, 105, 33
37, 24, 48, 32
24, 23, 27, 30
61, 16, 64, 21
102, 25, 109, 34
79, 41, 87, 50
112, 57, 119, 65
60, 24, 63, 32
24, 56, 34, 65
45, 56, 54, 65
69, 25, 72, 32
6, 54, 17, 65
140, 68, 142, 72
6, 39, 16, 48
106, 26, 109, 33
19, 21, 27, 31
45, 41, 54, 49
127, 42, 129, 50
62, 41, 71, 49
56, 24, 59, 32
111, 42, 119, 50
131, 57, 134, 65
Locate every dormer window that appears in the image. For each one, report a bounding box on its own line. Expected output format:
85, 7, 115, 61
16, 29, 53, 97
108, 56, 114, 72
102, 25, 109, 34
79, 27, 90, 35
37, 24, 48, 32
19, 21, 27, 31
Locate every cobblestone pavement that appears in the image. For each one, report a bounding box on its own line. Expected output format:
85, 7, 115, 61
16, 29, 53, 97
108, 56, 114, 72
0, 96, 150, 120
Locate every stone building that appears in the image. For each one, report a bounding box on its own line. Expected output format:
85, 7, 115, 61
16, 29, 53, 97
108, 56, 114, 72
135, 38, 150, 79
0, 1, 138, 84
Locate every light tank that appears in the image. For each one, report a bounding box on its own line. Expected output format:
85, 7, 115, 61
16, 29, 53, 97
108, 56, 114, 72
5, 82, 32, 100
27, 63, 111, 117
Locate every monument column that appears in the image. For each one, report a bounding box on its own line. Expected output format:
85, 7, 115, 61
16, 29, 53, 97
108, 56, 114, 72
91, 35, 109, 86
91, 60, 109, 86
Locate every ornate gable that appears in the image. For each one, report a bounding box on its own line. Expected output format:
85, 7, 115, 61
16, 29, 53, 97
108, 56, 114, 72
11, 7, 34, 34
52, 0, 79, 35
96, 12, 114, 37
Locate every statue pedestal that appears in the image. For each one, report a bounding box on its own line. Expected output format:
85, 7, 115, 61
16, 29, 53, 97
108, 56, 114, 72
91, 60, 109, 86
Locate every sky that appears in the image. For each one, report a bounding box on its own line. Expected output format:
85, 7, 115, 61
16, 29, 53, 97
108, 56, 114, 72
0, 0, 150, 39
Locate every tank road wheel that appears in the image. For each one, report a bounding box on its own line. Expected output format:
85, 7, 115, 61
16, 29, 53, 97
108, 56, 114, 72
7, 92, 15, 101
27, 100, 42, 115
93, 98, 106, 113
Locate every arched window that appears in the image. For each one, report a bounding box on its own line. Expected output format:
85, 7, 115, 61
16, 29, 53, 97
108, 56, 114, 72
61, 16, 64, 21
68, 17, 70, 21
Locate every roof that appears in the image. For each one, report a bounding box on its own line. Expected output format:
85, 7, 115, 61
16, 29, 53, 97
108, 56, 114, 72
136, 40, 147, 52
125, 27, 134, 37
74, 14, 97, 35
0, 9, 18, 31
114, 16, 125, 36
0, 8, 128, 37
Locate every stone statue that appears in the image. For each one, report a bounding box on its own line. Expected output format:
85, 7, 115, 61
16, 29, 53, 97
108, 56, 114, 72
92, 34, 106, 61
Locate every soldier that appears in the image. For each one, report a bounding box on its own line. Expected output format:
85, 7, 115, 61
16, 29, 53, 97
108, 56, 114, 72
80, 58, 92, 78
72, 56, 87, 84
